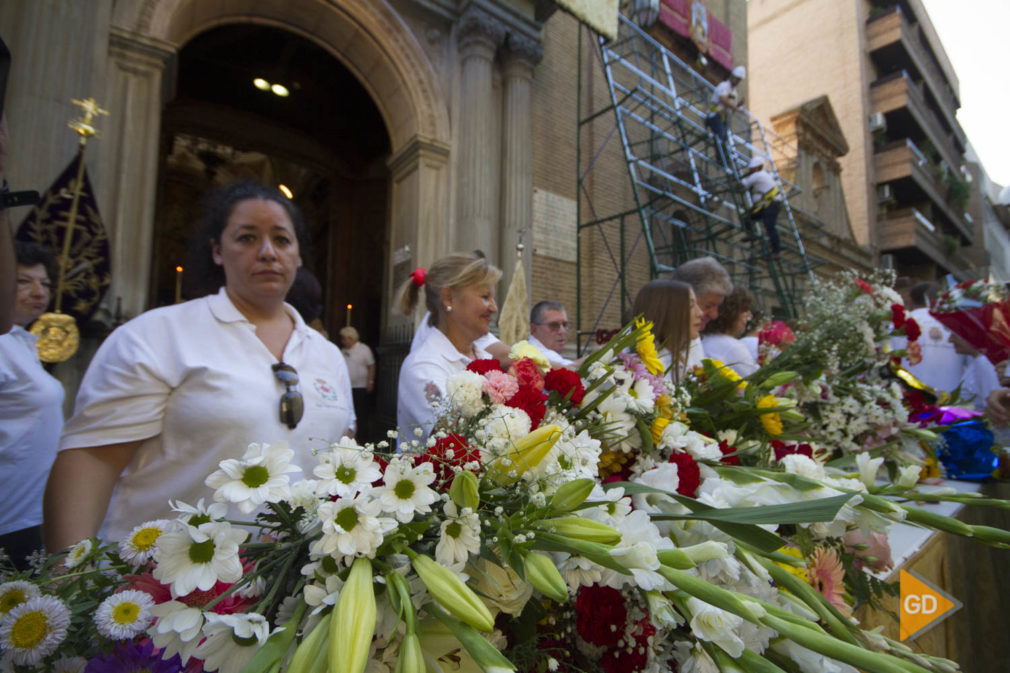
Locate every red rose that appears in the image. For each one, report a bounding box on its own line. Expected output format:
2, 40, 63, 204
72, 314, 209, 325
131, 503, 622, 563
506, 385, 547, 429
467, 359, 504, 375
904, 317, 921, 342
544, 368, 585, 406
509, 357, 545, 390
855, 277, 874, 294
890, 304, 906, 329
575, 585, 626, 647
718, 439, 740, 465
772, 440, 813, 462
415, 434, 481, 489
668, 451, 700, 497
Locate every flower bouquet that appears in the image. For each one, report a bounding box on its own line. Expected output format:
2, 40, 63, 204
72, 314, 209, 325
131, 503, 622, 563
3, 321, 1010, 673
930, 280, 1010, 366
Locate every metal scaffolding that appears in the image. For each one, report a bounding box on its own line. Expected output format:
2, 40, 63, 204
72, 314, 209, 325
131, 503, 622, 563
576, 14, 824, 350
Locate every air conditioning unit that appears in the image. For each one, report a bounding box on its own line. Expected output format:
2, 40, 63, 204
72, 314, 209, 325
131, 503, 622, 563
869, 112, 887, 133
877, 184, 894, 203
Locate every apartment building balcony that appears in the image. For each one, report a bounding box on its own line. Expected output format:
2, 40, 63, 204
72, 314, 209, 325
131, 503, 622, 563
874, 139, 972, 244
877, 206, 954, 271
870, 71, 962, 172
866, 7, 966, 148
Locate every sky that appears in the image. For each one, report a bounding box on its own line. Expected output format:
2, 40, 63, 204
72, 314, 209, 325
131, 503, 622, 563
919, 0, 1010, 189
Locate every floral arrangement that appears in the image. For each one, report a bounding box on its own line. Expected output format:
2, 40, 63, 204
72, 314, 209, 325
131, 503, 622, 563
3, 321, 1009, 673
930, 279, 1010, 366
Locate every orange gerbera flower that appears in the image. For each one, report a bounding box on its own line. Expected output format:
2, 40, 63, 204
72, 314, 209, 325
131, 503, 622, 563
807, 547, 850, 615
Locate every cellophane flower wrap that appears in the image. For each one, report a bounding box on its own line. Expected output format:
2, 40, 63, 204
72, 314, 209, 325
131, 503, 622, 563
930, 279, 1010, 365
3, 315, 1009, 673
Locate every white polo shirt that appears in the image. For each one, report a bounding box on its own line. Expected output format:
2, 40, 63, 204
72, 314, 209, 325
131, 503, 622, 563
528, 334, 573, 367
0, 326, 65, 536
702, 334, 758, 377
60, 288, 354, 541
397, 328, 490, 443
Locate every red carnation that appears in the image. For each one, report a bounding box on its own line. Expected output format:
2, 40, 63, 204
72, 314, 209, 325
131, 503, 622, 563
718, 439, 740, 465
890, 304, 906, 329
855, 277, 874, 294
467, 358, 504, 375
771, 440, 813, 462
415, 434, 481, 489
509, 357, 545, 391
668, 451, 700, 497
506, 385, 547, 429
600, 616, 655, 673
904, 317, 921, 342
575, 585, 626, 647
544, 368, 585, 405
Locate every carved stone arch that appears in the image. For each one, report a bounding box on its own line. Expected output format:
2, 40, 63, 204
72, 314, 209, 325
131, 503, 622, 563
116, 0, 450, 152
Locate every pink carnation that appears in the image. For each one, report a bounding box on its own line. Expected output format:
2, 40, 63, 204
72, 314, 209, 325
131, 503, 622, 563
483, 370, 519, 404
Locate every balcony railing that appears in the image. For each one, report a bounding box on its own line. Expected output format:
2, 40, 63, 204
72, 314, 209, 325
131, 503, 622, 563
878, 206, 949, 268
870, 70, 962, 170
866, 7, 965, 147
874, 140, 972, 243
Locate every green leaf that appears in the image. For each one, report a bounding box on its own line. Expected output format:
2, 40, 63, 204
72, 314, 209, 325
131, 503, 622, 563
531, 531, 631, 574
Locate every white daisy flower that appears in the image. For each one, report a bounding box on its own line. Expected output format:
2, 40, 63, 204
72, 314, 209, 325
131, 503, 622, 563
313, 439, 382, 499
64, 539, 93, 569
152, 521, 248, 597
195, 612, 274, 673
312, 493, 397, 562
170, 498, 228, 526
118, 520, 171, 567
149, 601, 204, 663
205, 441, 301, 514
94, 589, 155, 640
374, 459, 438, 523
0, 581, 40, 617
0, 594, 71, 666
51, 656, 87, 673
435, 501, 480, 570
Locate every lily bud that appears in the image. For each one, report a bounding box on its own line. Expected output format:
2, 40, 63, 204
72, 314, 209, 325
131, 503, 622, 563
449, 471, 480, 511
410, 552, 495, 632
547, 478, 595, 515
396, 633, 425, 673
760, 370, 799, 388
488, 425, 562, 485
286, 613, 330, 673
523, 552, 568, 602
539, 516, 621, 545
329, 558, 376, 673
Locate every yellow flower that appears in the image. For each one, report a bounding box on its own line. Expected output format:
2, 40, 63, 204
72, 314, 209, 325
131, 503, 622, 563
634, 318, 665, 376
650, 416, 670, 445
655, 393, 674, 418
757, 395, 783, 436
598, 449, 629, 479
773, 546, 809, 583
508, 341, 550, 372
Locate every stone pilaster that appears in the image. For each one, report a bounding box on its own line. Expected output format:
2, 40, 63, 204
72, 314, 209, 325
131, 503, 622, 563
499, 32, 543, 290
455, 6, 505, 256
101, 27, 175, 319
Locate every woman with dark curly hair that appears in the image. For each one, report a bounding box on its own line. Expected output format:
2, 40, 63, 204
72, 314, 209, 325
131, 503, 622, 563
701, 286, 758, 376
45, 182, 354, 550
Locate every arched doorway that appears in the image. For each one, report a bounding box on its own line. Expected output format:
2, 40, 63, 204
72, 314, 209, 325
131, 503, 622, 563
149, 23, 391, 438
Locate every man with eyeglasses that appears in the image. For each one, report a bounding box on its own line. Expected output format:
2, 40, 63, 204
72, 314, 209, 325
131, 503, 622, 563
529, 300, 574, 368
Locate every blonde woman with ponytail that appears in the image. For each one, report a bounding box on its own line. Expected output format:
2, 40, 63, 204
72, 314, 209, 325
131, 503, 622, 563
396, 252, 502, 443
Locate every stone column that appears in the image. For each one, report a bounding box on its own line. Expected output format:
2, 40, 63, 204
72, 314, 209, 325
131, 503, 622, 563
99, 27, 175, 320
499, 33, 543, 290
455, 6, 505, 256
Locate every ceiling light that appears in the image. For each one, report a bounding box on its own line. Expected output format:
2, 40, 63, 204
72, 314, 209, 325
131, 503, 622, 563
253, 77, 270, 91
271, 83, 290, 97
278, 184, 293, 199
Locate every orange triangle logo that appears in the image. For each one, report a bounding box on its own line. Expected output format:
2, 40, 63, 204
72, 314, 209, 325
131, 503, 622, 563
899, 569, 962, 641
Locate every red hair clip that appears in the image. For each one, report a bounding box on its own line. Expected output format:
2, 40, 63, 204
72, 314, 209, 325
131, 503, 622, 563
410, 267, 427, 287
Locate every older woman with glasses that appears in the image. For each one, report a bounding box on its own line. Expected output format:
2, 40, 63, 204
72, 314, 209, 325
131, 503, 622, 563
44, 182, 354, 550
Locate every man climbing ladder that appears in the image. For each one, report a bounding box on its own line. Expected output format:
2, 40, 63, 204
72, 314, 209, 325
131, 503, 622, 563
741, 156, 782, 256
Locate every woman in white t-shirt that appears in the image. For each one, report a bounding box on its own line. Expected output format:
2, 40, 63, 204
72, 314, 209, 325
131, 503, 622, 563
632, 279, 704, 385
396, 252, 502, 444
45, 182, 355, 549
701, 286, 758, 377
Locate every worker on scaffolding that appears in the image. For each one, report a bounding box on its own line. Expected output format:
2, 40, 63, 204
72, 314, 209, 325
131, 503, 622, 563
742, 156, 782, 256
705, 65, 746, 148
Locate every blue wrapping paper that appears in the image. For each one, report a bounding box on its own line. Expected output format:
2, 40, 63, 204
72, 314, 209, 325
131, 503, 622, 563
938, 420, 997, 480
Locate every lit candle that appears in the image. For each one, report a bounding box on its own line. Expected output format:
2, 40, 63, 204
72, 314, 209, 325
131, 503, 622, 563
346, 303, 352, 326
175, 266, 183, 303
